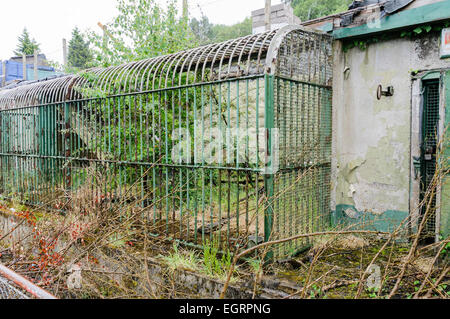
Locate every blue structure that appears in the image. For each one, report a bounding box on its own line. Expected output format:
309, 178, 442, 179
0, 60, 61, 84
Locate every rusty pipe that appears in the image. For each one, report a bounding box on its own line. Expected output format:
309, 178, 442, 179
0, 263, 57, 299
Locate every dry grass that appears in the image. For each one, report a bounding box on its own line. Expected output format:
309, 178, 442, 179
0, 134, 448, 300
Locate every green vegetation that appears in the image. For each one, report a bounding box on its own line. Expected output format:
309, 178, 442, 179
13, 28, 40, 56
202, 237, 233, 279
274, 236, 449, 299
75, 0, 353, 64
68, 27, 94, 70
439, 235, 450, 257
290, 0, 352, 21
310, 284, 324, 299
190, 16, 252, 45
366, 287, 379, 299
190, 0, 351, 46
400, 21, 450, 38
161, 243, 200, 272
160, 240, 234, 281
88, 0, 197, 67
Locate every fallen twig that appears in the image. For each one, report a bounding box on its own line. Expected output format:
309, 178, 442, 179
219, 230, 389, 299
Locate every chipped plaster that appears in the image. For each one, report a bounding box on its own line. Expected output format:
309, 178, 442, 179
332, 32, 450, 231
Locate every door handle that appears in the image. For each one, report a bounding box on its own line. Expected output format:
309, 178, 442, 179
413, 156, 421, 180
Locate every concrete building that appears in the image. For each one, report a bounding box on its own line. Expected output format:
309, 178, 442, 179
9, 54, 50, 67
302, 0, 449, 239
252, 3, 301, 34
0, 54, 61, 88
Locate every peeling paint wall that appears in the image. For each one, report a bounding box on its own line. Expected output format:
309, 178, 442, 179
332, 33, 450, 233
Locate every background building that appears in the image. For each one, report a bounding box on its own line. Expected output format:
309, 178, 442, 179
0, 54, 62, 87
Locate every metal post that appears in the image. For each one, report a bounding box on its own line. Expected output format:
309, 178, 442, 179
100, 23, 108, 62
1, 61, 5, 87
265, 0, 272, 31
264, 74, 275, 261
63, 38, 68, 67
33, 50, 38, 81
182, 0, 188, 20
64, 102, 72, 189
22, 54, 27, 81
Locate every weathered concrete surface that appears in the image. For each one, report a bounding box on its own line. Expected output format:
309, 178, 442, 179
140, 257, 294, 299
0, 211, 33, 249
252, 3, 301, 34
332, 32, 450, 235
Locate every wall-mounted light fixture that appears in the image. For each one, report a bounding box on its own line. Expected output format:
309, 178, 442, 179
377, 85, 394, 100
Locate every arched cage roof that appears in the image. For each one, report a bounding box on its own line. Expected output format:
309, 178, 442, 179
0, 26, 331, 109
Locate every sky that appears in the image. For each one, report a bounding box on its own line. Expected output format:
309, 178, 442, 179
0, 0, 283, 65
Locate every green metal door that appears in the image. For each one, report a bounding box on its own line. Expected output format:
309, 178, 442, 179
420, 79, 440, 239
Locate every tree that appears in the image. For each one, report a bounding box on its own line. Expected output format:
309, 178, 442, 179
191, 15, 252, 45
68, 28, 94, 70
190, 16, 215, 46
14, 28, 40, 56
291, 0, 353, 21
88, 0, 197, 67
211, 17, 252, 43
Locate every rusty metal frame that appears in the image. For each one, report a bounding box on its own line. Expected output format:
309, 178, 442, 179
0, 30, 284, 109
0, 263, 57, 299
0, 26, 333, 261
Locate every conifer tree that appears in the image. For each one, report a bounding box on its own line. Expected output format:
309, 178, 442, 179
68, 27, 93, 69
14, 28, 40, 56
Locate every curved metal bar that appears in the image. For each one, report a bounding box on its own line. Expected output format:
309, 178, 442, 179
235, 33, 263, 74
98, 65, 123, 95
149, 55, 173, 90
245, 31, 274, 76
193, 43, 219, 84
172, 50, 194, 86
163, 51, 185, 88
207, 39, 235, 82
255, 31, 277, 72
127, 59, 150, 93
219, 36, 247, 80
139, 55, 164, 91
0, 28, 304, 109
183, 46, 206, 87
115, 60, 140, 93
199, 42, 225, 82
265, 25, 328, 74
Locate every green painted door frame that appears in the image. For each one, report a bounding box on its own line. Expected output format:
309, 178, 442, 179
417, 71, 450, 240
441, 71, 450, 238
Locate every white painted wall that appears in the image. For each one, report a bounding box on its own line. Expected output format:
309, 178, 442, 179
332, 32, 450, 230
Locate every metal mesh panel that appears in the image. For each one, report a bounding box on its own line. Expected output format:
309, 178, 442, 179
0, 27, 333, 261
421, 80, 440, 237
266, 30, 332, 259
274, 29, 333, 87
271, 77, 332, 259
0, 78, 267, 251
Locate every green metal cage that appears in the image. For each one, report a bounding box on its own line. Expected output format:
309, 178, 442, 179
0, 26, 333, 260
